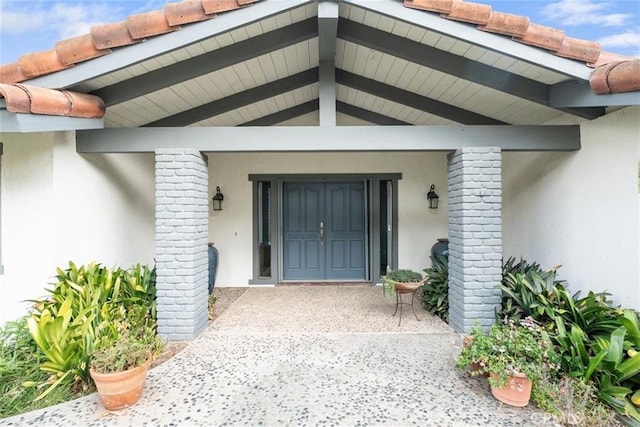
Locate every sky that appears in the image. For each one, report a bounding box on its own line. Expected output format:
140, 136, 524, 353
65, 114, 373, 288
0, 0, 638, 64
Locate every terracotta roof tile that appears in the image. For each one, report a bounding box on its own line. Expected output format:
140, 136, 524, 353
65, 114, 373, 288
444, 1, 492, 25
165, 1, 210, 26
202, 0, 244, 15
90, 22, 140, 50
18, 50, 72, 79
126, 10, 177, 40
478, 11, 529, 38
0, 84, 31, 113
0, 0, 255, 86
55, 34, 110, 66
517, 23, 565, 51
555, 36, 600, 63
590, 60, 640, 95
403, 0, 638, 96
0, 63, 27, 84
0, 83, 105, 118
403, 0, 454, 14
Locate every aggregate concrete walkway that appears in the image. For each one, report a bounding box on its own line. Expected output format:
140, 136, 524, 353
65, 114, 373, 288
1, 286, 555, 426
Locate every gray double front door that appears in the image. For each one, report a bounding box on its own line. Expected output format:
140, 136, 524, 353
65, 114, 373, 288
283, 182, 366, 281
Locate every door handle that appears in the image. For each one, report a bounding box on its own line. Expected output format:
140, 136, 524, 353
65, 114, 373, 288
320, 221, 324, 245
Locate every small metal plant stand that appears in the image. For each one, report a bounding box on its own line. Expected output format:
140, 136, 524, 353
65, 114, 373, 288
392, 282, 422, 326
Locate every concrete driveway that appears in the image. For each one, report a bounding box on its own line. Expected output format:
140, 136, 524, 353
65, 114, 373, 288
1, 286, 554, 426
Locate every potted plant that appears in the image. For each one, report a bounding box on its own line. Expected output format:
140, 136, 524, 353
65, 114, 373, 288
456, 317, 559, 407
89, 327, 163, 411
383, 269, 424, 297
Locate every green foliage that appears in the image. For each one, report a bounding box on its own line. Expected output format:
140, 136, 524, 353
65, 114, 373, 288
382, 269, 424, 297
0, 317, 76, 418
532, 375, 620, 426
27, 262, 159, 400
386, 269, 424, 283
497, 257, 564, 325
420, 255, 449, 323
495, 256, 640, 423
91, 328, 161, 374
456, 317, 559, 388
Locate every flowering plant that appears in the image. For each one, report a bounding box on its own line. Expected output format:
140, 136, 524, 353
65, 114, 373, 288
456, 317, 559, 387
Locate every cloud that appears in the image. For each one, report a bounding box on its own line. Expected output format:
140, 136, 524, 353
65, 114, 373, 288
0, 1, 166, 39
541, 0, 633, 27
599, 30, 640, 48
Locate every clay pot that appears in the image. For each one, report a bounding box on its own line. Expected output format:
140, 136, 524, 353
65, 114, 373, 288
393, 281, 422, 292
90, 358, 152, 410
489, 373, 532, 407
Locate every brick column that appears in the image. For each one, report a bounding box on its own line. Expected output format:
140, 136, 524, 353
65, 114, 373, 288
155, 149, 208, 341
447, 147, 502, 333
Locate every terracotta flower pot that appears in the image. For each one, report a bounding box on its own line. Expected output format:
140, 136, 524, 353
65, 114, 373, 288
489, 373, 532, 407
90, 358, 152, 410
393, 281, 422, 292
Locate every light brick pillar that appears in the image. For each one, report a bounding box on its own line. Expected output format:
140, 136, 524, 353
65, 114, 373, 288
447, 147, 502, 333
155, 149, 209, 341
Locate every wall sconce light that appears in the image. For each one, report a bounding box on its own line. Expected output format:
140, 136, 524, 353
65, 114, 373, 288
427, 184, 439, 209
212, 186, 224, 211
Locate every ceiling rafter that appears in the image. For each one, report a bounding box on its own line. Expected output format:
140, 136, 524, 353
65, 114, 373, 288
91, 18, 318, 107
336, 69, 506, 125
240, 99, 319, 126
337, 19, 605, 120
336, 101, 410, 125
144, 67, 319, 127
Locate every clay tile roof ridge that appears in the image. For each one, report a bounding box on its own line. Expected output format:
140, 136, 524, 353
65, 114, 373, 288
0, 83, 106, 118
0, 0, 255, 84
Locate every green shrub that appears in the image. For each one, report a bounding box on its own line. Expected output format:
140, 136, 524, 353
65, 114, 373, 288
28, 262, 159, 400
421, 255, 449, 323
497, 257, 564, 325
495, 257, 640, 423
0, 317, 76, 418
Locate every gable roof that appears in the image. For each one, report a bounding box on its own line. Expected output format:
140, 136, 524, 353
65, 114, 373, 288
0, 0, 638, 125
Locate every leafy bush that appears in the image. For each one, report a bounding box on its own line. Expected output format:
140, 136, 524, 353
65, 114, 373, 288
457, 317, 559, 388
421, 255, 449, 323
497, 257, 564, 325
0, 317, 76, 418
27, 262, 160, 399
496, 257, 640, 423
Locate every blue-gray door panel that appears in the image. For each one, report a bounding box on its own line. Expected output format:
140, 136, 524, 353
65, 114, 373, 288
283, 183, 324, 280
283, 182, 365, 281
325, 182, 365, 279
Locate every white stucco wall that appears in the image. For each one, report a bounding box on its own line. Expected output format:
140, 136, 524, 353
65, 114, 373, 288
208, 152, 449, 285
0, 131, 155, 324
503, 106, 640, 310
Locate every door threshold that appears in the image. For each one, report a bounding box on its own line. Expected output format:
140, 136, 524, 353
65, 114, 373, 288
280, 281, 371, 286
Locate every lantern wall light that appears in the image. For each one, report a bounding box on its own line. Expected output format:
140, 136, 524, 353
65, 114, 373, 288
212, 186, 224, 211
427, 184, 439, 209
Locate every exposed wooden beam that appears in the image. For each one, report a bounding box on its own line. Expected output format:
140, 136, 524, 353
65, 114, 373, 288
338, 19, 605, 120
1, 111, 103, 133
240, 100, 319, 126
550, 80, 640, 107
336, 101, 409, 125
91, 18, 318, 107
336, 68, 506, 125
77, 125, 581, 153
144, 68, 319, 127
